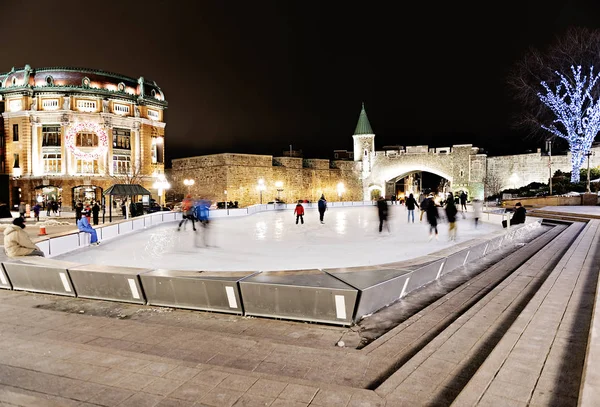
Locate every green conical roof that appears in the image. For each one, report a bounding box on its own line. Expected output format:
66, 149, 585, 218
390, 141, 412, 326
354, 102, 374, 135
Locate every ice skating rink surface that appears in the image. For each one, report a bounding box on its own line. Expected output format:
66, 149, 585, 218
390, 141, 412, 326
55, 206, 502, 271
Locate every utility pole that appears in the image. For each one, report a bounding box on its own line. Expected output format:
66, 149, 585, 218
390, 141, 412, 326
546, 139, 552, 196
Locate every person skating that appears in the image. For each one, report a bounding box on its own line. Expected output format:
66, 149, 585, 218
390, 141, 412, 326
472, 199, 483, 228
405, 193, 418, 223
445, 192, 458, 241
32, 203, 41, 222
425, 194, 439, 240
178, 194, 196, 231
460, 191, 468, 213
294, 201, 305, 225
92, 201, 100, 225
419, 194, 427, 221
377, 196, 389, 233
77, 215, 100, 246
318, 194, 327, 224
4, 217, 45, 257
502, 202, 526, 228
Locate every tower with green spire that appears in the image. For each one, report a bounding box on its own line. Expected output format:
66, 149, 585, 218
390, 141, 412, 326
352, 103, 375, 174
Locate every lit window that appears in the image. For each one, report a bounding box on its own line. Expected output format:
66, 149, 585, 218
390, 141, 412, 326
76, 100, 97, 112
76, 132, 98, 147
113, 154, 131, 174
147, 109, 159, 120
42, 126, 61, 146
76, 159, 98, 174
43, 153, 62, 174
113, 128, 131, 150
42, 99, 59, 110
113, 104, 130, 115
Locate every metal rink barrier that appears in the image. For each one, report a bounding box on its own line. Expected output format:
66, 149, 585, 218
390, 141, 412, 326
324, 265, 412, 322
239, 269, 358, 325
68, 264, 149, 304
2, 258, 77, 296
0, 262, 13, 290
140, 269, 257, 314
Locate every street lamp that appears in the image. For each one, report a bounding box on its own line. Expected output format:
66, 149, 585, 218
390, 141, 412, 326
509, 173, 518, 190
586, 151, 595, 193
153, 174, 171, 207
183, 178, 194, 195
337, 182, 345, 201
275, 181, 283, 201
256, 178, 266, 204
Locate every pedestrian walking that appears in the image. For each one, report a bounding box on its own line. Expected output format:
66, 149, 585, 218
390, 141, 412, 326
377, 196, 389, 233
405, 193, 418, 223
294, 201, 305, 225
445, 192, 458, 241
425, 195, 439, 240
46, 200, 52, 216
318, 194, 327, 224
18, 202, 26, 219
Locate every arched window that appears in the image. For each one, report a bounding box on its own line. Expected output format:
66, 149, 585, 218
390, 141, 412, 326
76, 132, 98, 147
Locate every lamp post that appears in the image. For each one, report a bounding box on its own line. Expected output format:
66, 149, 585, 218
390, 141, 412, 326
153, 174, 170, 207
256, 178, 266, 204
183, 179, 194, 195
337, 182, 345, 201
275, 181, 283, 201
586, 151, 595, 193
546, 139, 553, 196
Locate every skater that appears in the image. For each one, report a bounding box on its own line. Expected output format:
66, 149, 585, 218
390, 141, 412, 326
92, 201, 100, 225
460, 191, 468, 212
77, 215, 100, 245
194, 198, 211, 247
377, 196, 389, 233
178, 194, 196, 231
425, 194, 439, 240
405, 193, 418, 223
294, 200, 305, 224
4, 217, 45, 257
390, 195, 396, 205
318, 194, 327, 224
472, 199, 483, 228
445, 192, 458, 241
32, 202, 41, 222
502, 202, 526, 228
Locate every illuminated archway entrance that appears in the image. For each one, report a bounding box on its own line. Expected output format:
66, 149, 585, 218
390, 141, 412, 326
72, 185, 103, 208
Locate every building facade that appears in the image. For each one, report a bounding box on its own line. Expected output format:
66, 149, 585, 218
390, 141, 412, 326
0, 65, 167, 210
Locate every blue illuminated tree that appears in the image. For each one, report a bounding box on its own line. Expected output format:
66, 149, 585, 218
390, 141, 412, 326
537, 65, 600, 182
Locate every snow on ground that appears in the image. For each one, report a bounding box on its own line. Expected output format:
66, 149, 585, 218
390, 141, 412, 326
55, 205, 502, 271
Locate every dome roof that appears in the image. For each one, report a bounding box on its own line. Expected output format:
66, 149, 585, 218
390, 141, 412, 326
0, 65, 166, 106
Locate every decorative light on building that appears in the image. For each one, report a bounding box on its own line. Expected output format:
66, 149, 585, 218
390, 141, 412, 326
65, 122, 108, 160
153, 173, 170, 206
275, 181, 283, 201
337, 182, 346, 200
256, 178, 266, 204
538, 65, 600, 182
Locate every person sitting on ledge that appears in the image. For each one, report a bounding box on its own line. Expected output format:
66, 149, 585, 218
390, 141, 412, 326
4, 217, 45, 257
502, 202, 526, 228
77, 215, 100, 245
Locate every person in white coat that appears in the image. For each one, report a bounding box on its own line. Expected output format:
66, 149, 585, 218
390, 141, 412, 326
3, 217, 44, 257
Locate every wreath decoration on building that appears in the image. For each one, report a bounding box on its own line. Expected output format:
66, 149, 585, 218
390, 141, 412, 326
65, 122, 108, 160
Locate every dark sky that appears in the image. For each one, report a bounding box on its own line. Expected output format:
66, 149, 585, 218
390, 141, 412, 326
3, 1, 600, 165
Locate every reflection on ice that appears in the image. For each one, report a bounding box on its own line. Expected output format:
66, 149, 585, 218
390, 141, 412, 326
55, 206, 502, 272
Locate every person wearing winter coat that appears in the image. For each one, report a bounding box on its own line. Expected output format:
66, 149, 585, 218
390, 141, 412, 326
32, 203, 41, 222
18, 202, 26, 218
425, 195, 439, 240
77, 215, 100, 245
445, 192, 458, 241
92, 202, 100, 225
405, 193, 418, 223
4, 217, 44, 257
472, 199, 483, 227
318, 195, 327, 224
294, 201, 305, 224
377, 196, 389, 233
503, 202, 527, 228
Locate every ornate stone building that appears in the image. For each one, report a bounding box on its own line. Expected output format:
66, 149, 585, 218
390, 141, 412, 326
0, 65, 166, 210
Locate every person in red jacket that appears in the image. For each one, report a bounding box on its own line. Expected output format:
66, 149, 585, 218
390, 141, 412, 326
294, 201, 305, 225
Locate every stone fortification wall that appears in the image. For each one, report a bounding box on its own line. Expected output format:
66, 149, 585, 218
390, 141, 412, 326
171, 153, 362, 206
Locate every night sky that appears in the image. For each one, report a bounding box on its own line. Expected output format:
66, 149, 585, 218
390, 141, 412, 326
3, 1, 600, 165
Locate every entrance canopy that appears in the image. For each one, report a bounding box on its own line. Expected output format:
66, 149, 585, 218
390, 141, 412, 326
103, 184, 151, 196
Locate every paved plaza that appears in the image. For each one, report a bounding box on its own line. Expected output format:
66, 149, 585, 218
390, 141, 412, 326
0, 208, 598, 406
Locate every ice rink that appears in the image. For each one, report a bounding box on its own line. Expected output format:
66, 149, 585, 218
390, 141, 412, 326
55, 205, 502, 271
